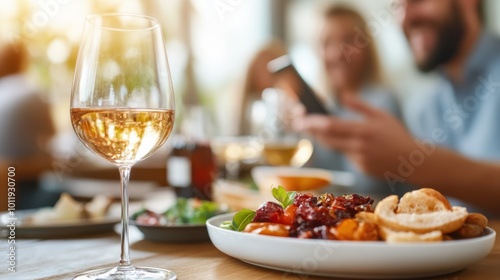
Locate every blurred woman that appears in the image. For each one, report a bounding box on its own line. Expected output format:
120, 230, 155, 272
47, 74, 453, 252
308, 5, 402, 194
321, 5, 400, 116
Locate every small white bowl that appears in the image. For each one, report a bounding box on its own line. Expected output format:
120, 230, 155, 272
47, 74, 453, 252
251, 166, 334, 196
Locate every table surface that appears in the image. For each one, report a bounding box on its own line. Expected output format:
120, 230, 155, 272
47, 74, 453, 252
1, 219, 499, 280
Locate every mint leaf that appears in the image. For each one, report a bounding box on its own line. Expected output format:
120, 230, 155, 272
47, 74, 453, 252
272, 186, 296, 208
220, 221, 235, 230
231, 209, 256, 231
220, 187, 296, 232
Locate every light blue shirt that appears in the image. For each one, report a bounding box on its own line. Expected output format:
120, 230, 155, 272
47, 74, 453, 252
310, 85, 402, 195
405, 32, 500, 161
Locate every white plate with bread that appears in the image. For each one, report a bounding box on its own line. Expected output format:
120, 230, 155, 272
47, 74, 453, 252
207, 188, 496, 279
0, 193, 120, 238
208, 215, 494, 279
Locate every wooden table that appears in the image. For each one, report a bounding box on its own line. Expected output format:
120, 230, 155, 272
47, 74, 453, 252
2, 221, 499, 280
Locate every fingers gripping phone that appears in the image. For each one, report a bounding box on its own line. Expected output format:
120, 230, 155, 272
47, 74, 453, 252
268, 55, 329, 115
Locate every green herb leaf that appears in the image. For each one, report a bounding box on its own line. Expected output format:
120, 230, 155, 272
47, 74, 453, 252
164, 198, 189, 224
231, 209, 256, 231
164, 198, 221, 225
220, 221, 235, 230
189, 199, 219, 224
272, 186, 296, 208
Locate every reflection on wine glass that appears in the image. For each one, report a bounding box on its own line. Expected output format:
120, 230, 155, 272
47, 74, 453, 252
211, 136, 263, 180
70, 14, 176, 280
260, 88, 313, 167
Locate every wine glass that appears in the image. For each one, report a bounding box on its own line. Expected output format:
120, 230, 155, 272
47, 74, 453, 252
70, 14, 176, 280
260, 88, 313, 167
211, 136, 263, 180
262, 137, 313, 167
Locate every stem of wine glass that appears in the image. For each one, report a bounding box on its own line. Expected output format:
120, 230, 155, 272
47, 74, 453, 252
118, 165, 133, 271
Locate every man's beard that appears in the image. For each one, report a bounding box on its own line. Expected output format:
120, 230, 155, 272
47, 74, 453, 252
409, 4, 466, 72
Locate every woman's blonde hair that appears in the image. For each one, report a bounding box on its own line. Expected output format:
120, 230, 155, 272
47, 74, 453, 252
324, 5, 384, 84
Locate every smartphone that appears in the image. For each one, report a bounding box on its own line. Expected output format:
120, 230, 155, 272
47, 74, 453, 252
268, 55, 329, 115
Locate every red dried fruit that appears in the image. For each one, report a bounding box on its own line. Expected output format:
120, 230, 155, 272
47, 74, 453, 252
253, 201, 284, 224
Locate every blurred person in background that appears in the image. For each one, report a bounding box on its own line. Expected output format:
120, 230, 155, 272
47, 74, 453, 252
295, 0, 500, 214
237, 41, 287, 135
304, 5, 402, 195
0, 39, 57, 209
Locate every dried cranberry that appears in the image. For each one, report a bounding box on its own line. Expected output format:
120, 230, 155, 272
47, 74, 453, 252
293, 193, 316, 207
317, 193, 336, 207
331, 194, 374, 217
253, 201, 284, 224
289, 193, 374, 239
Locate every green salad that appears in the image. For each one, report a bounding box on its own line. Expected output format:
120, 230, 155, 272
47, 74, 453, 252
132, 198, 224, 226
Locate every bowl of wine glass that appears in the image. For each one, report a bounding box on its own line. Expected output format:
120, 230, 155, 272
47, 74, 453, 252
262, 138, 313, 167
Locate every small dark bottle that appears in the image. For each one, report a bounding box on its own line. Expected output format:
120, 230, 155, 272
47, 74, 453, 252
167, 137, 195, 198
167, 136, 217, 200
191, 141, 217, 200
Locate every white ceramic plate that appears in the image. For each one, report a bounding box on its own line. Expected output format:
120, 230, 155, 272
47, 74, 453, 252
0, 210, 119, 238
207, 213, 496, 279
130, 221, 209, 243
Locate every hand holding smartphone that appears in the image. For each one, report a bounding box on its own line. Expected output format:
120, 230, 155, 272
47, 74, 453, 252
268, 55, 329, 115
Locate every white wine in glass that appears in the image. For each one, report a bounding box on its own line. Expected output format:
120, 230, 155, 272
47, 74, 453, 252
260, 89, 313, 167
70, 14, 176, 280
210, 136, 263, 180
262, 138, 313, 167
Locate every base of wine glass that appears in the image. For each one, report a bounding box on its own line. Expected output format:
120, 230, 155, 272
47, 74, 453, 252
73, 266, 176, 280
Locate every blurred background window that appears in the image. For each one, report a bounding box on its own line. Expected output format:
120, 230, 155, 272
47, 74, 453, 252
1, 0, 499, 162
